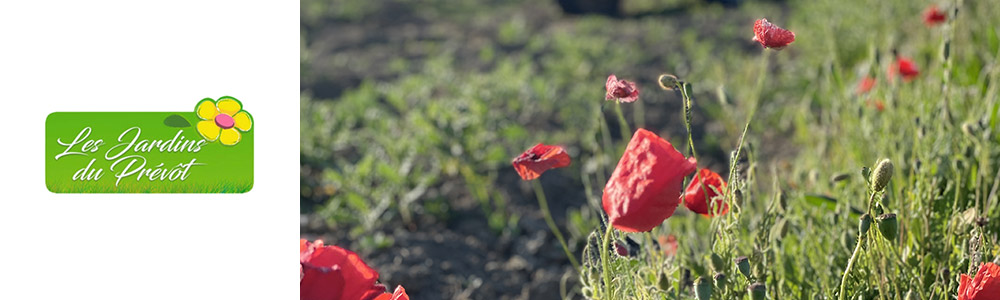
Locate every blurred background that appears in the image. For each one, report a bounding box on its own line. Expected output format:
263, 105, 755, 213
299, 0, 968, 298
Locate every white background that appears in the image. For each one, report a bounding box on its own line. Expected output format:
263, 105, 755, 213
0, 1, 297, 299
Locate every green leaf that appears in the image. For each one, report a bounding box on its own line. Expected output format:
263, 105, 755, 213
163, 114, 191, 128
803, 194, 863, 218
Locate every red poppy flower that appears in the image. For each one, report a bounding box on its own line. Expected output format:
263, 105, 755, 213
657, 234, 678, 256
867, 99, 885, 112
888, 56, 920, 82
512, 143, 571, 180
683, 168, 729, 216
300, 239, 386, 300
602, 128, 697, 232
752, 18, 795, 50
606, 74, 640, 103
923, 5, 947, 26
374, 286, 410, 300
856, 76, 876, 95
958, 262, 1000, 300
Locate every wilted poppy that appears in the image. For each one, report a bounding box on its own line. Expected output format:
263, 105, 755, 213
924, 5, 947, 26
374, 286, 410, 300
683, 168, 729, 216
512, 143, 571, 180
606, 74, 640, 103
752, 18, 795, 50
888, 56, 920, 82
856, 76, 876, 95
657, 234, 678, 256
958, 262, 1000, 300
603, 128, 697, 232
300, 239, 387, 300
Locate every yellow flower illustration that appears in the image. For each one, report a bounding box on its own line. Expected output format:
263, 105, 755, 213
195, 96, 253, 146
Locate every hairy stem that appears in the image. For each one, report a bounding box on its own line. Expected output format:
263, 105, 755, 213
601, 224, 615, 299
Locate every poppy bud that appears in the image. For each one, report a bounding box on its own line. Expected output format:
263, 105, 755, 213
614, 242, 629, 257
871, 159, 893, 192
695, 277, 713, 300
859, 214, 872, 237
748, 282, 767, 300
735, 256, 751, 279
877, 213, 898, 241
657, 272, 672, 291
710, 253, 726, 272
658, 74, 681, 90
713, 272, 727, 288
830, 173, 850, 183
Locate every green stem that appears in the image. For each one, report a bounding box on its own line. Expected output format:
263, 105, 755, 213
840, 192, 879, 299
614, 102, 632, 143
680, 82, 698, 159
598, 107, 616, 166
839, 233, 865, 300
725, 51, 770, 207
532, 179, 581, 270
600, 224, 615, 299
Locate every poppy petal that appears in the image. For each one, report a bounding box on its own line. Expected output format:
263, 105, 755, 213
605, 74, 640, 103
300, 240, 386, 300
683, 168, 729, 216
753, 18, 795, 49
603, 128, 697, 232
512, 143, 571, 180
374, 286, 409, 300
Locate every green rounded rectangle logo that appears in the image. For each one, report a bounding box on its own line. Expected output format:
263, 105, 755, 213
45, 97, 253, 193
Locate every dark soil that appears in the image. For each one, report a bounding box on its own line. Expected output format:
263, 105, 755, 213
300, 0, 793, 299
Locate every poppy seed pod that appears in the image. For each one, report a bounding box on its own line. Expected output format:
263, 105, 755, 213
695, 277, 713, 300
748, 282, 767, 300
657, 272, 672, 291
871, 159, 893, 192
658, 74, 681, 90
713, 272, 727, 288
859, 214, 872, 237
735, 256, 751, 279
877, 213, 898, 241
710, 253, 726, 272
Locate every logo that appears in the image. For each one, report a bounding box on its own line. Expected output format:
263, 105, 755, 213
45, 96, 254, 193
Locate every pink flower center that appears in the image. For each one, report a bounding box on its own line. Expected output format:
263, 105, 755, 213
215, 113, 235, 129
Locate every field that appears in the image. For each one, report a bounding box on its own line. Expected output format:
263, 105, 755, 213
300, 0, 1000, 298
